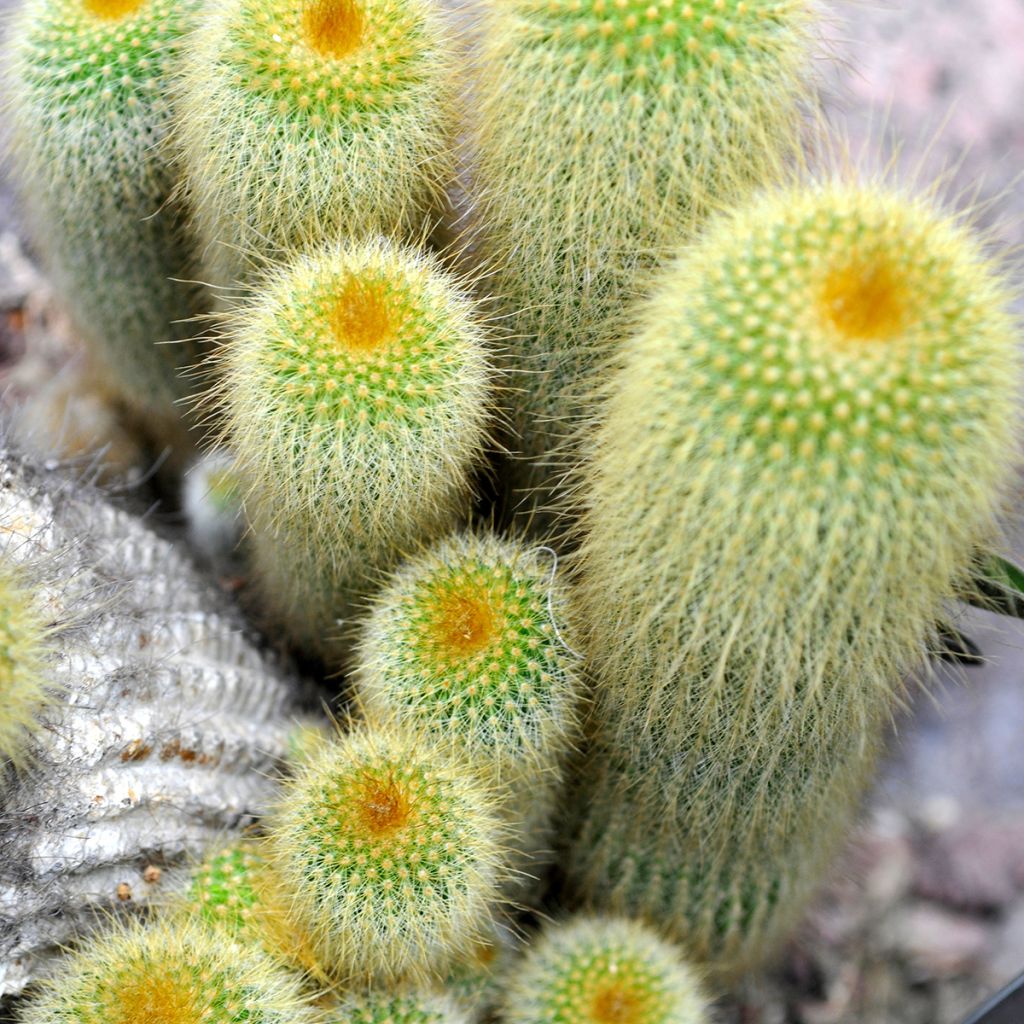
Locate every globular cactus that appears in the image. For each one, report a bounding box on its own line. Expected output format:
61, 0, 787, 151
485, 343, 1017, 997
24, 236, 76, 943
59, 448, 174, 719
174, 0, 458, 289
214, 238, 493, 661
184, 837, 328, 982
499, 916, 708, 1024
0, 445, 307, 995
0, 564, 54, 769
353, 531, 582, 895
265, 723, 507, 985
323, 990, 472, 1024
567, 181, 1020, 980
183, 449, 245, 563
19, 918, 318, 1023
466, 0, 814, 519
4, 0, 207, 452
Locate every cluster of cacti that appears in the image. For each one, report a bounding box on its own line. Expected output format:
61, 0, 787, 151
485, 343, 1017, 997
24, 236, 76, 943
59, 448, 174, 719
2, 0, 1022, 1018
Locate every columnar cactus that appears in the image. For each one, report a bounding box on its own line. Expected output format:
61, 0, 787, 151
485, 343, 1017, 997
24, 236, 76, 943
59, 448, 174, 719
0, 446, 307, 995
5, 0, 206, 451
353, 531, 582, 893
215, 238, 493, 660
567, 180, 1020, 979
174, 0, 457, 289
467, 0, 814, 517
19, 919, 317, 1023
265, 723, 507, 984
500, 916, 708, 1024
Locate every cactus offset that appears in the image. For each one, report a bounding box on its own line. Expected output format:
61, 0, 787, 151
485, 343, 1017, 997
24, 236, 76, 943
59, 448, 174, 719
174, 0, 457, 289
353, 531, 582, 894
500, 916, 707, 1024
214, 238, 493, 660
567, 180, 1020, 980
265, 723, 507, 985
19, 919, 317, 1024
467, 0, 814, 518
4, 0, 207, 451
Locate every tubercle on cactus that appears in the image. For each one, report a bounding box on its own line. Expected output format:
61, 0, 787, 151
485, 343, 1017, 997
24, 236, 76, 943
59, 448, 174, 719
566, 177, 1020, 979
18, 918, 318, 1024
3, 0, 207, 449
264, 722, 508, 985
209, 237, 494, 658
173, 0, 458, 288
0, 562, 55, 769
499, 916, 708, 1024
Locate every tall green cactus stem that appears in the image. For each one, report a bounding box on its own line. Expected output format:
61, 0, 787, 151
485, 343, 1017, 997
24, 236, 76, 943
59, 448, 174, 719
353, 532, 582, 895
568, 181, 1020, 980
215, 238, 492, 660
0, 564, 53, 769
500, 916, 707, 1024
468, 0, 813, 521
185, 838, 328, 982
324, 990, 471, 1024
174, 0, 457, 290
265, 724, 506, 985
19, 919, 318, 1024
5, 0, 206, 451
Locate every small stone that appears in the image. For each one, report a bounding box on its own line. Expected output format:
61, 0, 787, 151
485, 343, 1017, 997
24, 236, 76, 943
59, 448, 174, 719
892, 904, 990, 978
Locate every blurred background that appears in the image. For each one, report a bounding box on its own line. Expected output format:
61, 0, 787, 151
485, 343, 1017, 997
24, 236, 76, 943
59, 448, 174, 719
0, 0, 1022, 1021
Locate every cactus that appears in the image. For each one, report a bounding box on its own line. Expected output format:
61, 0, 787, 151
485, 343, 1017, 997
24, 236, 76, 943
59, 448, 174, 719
174, 0, 457, 289
566, 181, 1020, 980
324, 990, 471, 1024
183, 450, 245, 562
19, 918, 318, 1023
442, 918, 520, 1019
466, 0, 815, 519
0, 445, 307, 996
0, 564, 54, 769
353, 531, 582, 894
500, 916, 708, 1024
213, 238, 493, 660
4, 0, 207, 452
265, 723, 507, 985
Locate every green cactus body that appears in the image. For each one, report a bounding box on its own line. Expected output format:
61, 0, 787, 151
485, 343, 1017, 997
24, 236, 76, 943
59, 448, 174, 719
353, 532, 582, 895
0, 564, 53, 769
19, 919, 318, 1023
265, 724, 506, 985
216, 238, 493, 660
324, 990, 471, 1024
567, 182, 1020, 980
174, 0, 456, 289
5, 0, 206, 450
441, 919, 519, 1019
468, 0, 813, 518
499, 917, 707, 1024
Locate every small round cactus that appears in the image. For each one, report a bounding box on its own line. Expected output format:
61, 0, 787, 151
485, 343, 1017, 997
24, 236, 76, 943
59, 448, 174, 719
0, 564, 53, 769
5, 0, 206, 450
467, 0, 814, 518
500, 917, 707, 1024
214, 238, 493, 660
353, 531, 582, 897
324, 990, 472, 1024
174, 0, 457, 288
183, 450, 245, 563
568, 180, 1020, 979
265, 723, 507, 984
19, 919, 318, 1024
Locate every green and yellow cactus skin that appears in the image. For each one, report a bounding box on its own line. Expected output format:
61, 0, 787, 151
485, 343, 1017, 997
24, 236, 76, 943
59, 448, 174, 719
0, 563, 53, 769
500, 916, 707, 1024
353, 531, 582, 895
5, 0, 206, 450
214, 238, 493, 660
19, 918, 318, 1024
265, 723, 507, 985
566, 181, 1020, 981
174, 0, 457, 290
323, 990, 471, 1024
467, 0, 813, 519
